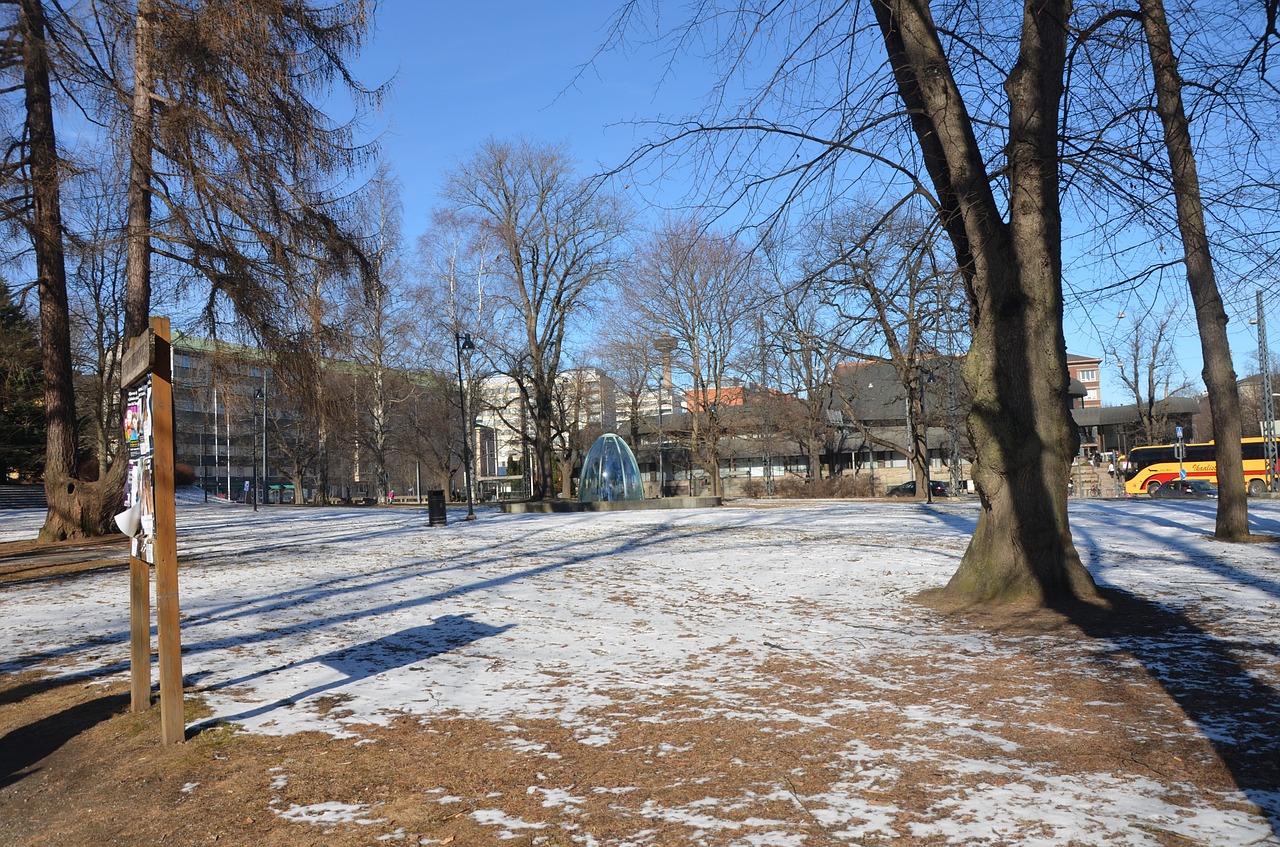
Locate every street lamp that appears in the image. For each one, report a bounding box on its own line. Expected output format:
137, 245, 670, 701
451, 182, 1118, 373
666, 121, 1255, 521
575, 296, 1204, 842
455, 332, 477, 520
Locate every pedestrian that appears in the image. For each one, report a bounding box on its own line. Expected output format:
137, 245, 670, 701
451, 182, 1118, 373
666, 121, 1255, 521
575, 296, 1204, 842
1107, 461, 1115, 478
388, 489, 395, 505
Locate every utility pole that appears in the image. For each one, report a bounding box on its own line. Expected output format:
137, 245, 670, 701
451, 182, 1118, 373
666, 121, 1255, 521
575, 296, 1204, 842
1258, 290, 1277, 493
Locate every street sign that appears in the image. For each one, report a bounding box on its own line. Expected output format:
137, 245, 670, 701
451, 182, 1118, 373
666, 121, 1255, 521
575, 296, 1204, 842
1176, 426, 1183, 439
1179, 468, 1187, 480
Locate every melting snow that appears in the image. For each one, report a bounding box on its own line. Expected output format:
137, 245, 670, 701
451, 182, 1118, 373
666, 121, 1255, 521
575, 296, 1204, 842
3, 494, 1279, 845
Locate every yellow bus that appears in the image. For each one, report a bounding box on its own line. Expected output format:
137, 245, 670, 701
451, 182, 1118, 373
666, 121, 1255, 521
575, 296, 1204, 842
1120, 437, 1278, 496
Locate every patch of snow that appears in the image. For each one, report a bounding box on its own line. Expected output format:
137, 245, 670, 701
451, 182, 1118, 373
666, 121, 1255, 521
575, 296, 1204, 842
275, 801, 385, 827
528, 786, 585, 808
470, 808, 547, 837
5, 498, 1280, 845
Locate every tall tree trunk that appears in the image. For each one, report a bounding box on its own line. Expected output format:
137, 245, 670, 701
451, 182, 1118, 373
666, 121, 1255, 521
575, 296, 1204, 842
559, 454, 573, 499
371, 366, 389, 500
1139, 0, 1250, 539
23, 0, 119, 539
531, 389, 553, 500
125, 0, 154, 343
907, 375, 930, 501
25, 0, 77, 534
873, 0, 1099, 605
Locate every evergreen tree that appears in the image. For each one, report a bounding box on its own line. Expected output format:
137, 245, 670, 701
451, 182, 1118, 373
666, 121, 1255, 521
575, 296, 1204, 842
0, 280, 46, 480
1, 0, 378, 538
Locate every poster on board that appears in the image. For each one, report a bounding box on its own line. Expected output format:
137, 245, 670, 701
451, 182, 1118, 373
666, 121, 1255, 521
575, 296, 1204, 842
116, 379, 157, 563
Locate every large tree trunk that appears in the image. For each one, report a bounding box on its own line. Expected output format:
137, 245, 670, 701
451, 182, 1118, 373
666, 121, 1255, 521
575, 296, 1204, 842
125, 0, 154, 343
873, 0, 1099, 605
23, 0, 120, 540
559, 454, 573, 499
907, 375, 930, 501
707, 411, 724, 497
1139, 0, 1250, 539
531, 391, 553, 500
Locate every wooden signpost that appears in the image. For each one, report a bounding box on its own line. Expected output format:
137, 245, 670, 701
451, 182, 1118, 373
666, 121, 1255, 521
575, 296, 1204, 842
118, 316, 184, 744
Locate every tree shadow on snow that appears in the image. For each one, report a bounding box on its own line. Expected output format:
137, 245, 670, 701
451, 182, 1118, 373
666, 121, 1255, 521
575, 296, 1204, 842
1052, 587, 1280, 836
3, 517, 728, 679
186, 613, 513, 735
1050, 499, 1280, 834
926, 471, 1280, 835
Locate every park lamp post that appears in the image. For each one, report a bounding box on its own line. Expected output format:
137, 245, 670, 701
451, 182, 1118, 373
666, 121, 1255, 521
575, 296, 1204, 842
455, 332, 477, 520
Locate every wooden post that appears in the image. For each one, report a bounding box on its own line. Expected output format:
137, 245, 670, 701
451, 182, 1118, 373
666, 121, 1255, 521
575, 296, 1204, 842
121, 317, 183, 742
150, 317, 184, 743
129, 555, 149, 712
124, 329, 152, 715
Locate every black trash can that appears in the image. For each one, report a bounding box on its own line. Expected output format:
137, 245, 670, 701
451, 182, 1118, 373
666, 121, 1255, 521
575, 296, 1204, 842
426, 489, 447, 526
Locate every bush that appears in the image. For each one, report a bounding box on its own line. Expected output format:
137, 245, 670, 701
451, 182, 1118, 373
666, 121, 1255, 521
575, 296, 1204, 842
756, 473, 878, 499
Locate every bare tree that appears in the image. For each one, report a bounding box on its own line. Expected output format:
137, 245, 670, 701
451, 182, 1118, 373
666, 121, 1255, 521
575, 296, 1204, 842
271, 264, 347, 505
442, 139, 628, 500
764, 286, 848, 484
413, 208, 498, 500
398, 374, 458, 496
551, 365, 608, 498
1136, 0, 1249, 536
875, 0, 1098, 601
624, 217, 762, 498
65, 172, 129, 482
1108, 304, 1192, 444
344, 167, 413, 502
806, 205, 965, 501
1056, 3, 1280, 531
594, 319, 660, 452
610, 1, 1099, 604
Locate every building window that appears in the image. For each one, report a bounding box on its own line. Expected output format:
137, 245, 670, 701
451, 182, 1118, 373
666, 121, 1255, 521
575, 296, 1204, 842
1078, 369, 1098, 382
1085, 388, 1098, 402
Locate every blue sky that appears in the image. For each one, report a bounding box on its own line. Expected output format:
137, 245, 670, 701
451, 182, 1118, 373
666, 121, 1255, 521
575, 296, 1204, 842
353, 1, 1274, 407
352, 1, 694, 232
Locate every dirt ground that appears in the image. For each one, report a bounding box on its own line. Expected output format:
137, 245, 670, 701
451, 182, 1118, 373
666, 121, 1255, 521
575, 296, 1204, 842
0, 536, 127, 586
2, 540, 1277, 846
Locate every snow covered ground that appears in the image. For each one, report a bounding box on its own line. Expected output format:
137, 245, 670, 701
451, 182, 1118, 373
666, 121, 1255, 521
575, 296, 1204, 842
2, 494, 1279, 845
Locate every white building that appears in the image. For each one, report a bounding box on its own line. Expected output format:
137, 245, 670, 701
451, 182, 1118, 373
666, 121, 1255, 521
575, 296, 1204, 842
473, 368, 617, 497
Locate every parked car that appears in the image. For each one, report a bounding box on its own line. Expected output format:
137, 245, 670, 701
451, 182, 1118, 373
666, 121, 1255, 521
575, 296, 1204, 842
886, 480, 950, 498
1151, 479, 1218, 499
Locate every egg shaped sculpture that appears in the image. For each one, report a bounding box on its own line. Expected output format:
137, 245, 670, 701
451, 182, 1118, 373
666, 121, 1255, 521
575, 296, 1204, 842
578, 433, 645, 503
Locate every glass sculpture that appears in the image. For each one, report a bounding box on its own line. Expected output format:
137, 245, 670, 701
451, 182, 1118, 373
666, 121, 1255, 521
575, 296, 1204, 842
578, 433, 645, 503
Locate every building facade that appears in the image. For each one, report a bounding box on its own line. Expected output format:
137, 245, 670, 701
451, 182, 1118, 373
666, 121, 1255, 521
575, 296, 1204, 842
1067, 353, 1103, 408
